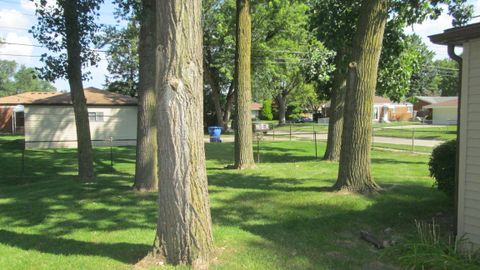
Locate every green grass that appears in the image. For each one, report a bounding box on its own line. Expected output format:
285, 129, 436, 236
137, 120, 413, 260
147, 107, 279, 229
374, 126, 457, 141
270, 123, 329, 133
0, 136, 452, 269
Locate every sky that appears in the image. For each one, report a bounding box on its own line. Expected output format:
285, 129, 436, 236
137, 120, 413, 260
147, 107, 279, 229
0, 0, 480, 92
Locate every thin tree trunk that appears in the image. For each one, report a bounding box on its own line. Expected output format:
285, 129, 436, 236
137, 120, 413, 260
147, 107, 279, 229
324, 52, 347, 161
335, 0, 387, 193
204, 64, 225, 128
234, 0, 255, 169
63, 0, 94, 181
223, 83, 234, 131
151, 0, 214, 266
276, 93, 287, 126
133, 0, 158, 192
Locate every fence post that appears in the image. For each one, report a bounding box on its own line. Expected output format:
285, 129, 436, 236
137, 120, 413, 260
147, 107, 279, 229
290, 123, 292, 141
109, 137, 114, 173
272, 124, 275, 141
21, 144, 25, 178
256, 133, 260, 163
412, 127, 415, 153
314, 131, 318, 159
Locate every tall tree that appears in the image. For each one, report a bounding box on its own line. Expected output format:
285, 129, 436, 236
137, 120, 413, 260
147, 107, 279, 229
234, 0, 255, 169
0, 61, 55, 96
132, 0, 158, 192
102, 22, 140, 97
31, 0, 103, 181
150, 0, 213, 266
335, 0, 388, 193
309, 0, 361, 161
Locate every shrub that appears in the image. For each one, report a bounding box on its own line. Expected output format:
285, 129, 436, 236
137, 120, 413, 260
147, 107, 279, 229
260, 99, 273, 120
429, 139, 456, 198
384, 220, 480, 270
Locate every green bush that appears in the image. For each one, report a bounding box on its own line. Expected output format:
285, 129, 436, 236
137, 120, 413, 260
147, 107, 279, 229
260, 99, 273, 120
429, 139, 456, 198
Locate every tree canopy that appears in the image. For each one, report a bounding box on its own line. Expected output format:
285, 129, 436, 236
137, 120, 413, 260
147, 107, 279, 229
0, 60, 56, 97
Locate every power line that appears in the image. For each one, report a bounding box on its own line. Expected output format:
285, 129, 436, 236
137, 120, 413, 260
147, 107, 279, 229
0, 53, 42, 57
0, 41, 42, 48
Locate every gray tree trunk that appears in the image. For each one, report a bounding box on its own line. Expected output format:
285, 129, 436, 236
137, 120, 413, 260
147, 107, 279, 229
323, 52, 347, 161
204, 64, 225, 128
152, 0, 214, 266
133, 0, 158, 192
63, 0, 94, 181
234, 0, 255, 169
223, 83, 235, 131
335, 0, 388, 193
275, 93, 287, 125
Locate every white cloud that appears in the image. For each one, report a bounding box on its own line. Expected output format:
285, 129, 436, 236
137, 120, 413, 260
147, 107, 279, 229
0, 32, 34, 64
20, 0, 36, 11
0, 9, 30, 29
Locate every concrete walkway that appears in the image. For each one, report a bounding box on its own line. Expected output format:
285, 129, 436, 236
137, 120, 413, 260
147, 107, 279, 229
205, 132, 443, 148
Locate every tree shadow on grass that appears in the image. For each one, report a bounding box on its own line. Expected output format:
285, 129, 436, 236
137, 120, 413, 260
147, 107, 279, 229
209, 171, 334, 193
211, 183, 450, 269
0, 229, 150, 264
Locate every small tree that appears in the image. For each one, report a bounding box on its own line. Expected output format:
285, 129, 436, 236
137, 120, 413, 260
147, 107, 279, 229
260, 99, 273, 120
31, 0, 103, 181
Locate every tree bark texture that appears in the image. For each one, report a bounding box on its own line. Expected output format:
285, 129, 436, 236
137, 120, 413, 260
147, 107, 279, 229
222, 83, 235, 131
204, 63, 225, 128
275, 93, 287, 126
153, 0, 214, 266
234, 0, 255, 169
133, 0, 158, 192
63, 0, 94, 181
335, 0, 387, 193
323, 53, 347, 161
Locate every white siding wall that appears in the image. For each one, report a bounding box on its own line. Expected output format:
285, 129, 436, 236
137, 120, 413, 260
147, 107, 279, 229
432, 107, 458, 125
24, 105, 137, 148
459, 38, 480, 247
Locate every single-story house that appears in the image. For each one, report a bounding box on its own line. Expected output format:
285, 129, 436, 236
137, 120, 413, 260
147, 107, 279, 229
424, 98, 458, 125
322, 96, 413, 122
430, 22, 480, 248
0, 87, 137, 149
414, 96, 458, 118
251, 102, 262, 120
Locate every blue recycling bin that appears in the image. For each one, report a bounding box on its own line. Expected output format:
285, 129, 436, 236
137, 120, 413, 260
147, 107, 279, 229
208, 126, 222, 143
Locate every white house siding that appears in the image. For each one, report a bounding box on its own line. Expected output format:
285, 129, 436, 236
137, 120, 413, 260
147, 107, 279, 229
24, 105, 137, 149
458, 38, 480, 247
432, 107, 458, 125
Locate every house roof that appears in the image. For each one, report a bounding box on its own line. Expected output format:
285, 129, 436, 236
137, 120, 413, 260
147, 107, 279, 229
429, 22, 480, 46
415, 96, 457, 104
323, 96, 409, 108
424, 98, 458, 109
0, 87, 137, 106
251, 102, 262, 111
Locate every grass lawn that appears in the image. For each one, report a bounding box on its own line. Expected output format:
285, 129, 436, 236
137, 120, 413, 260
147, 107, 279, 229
373, 143, 433, 154
0, 136, 450, 269
374, 126, 457, 141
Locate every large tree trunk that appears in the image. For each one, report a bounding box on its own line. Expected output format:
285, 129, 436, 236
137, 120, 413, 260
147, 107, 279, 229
234, 0, 255, 169
223, 83, 234, 131
324, 52, 347, 161
335, 0, 387, 193
275, 93, 287, 125
152, 0, 214, 266
133, 0, 158, 192
204, 64, 225, 128
63, 0, 94, 181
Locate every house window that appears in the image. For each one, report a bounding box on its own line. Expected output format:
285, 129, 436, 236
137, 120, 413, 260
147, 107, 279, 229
88, 112, 104, 122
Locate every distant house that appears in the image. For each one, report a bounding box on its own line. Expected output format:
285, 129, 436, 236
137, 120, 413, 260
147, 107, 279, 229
0, 105, 24, 135
424, 98, 458, 125
251, 102, 262, 120
430, 22, 480, 248
0, 87, 137, 149
414, 96, 458, 119
323, 96, 413, 122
